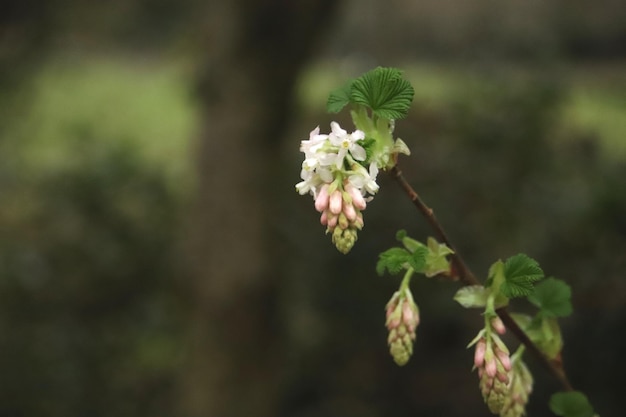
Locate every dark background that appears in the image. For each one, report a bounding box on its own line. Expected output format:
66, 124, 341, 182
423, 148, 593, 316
0, 1, 624, 416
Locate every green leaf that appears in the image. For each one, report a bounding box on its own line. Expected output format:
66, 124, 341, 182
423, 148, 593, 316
549, 391, 594, 417
350, 67, 414, 120
454, 285, 489, 308
395, 230, 408, 241
400, 235, 425, 254
424, 237, 454, 277
407, 246, 428, 273
525, 316, 563, 359
326, 82, 352, 113
484, 260, 502, 288
528, 278, 573, 318
357, 137, 377, 163
376, 247, 411, 276
501, 254, 544, 298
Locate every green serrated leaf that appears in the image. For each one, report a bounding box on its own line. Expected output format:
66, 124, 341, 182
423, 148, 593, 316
421, 237, 454, 277
501, 254, 544, 298
549, 391, 594, 417
350, 67, 414, 120
401, 236, 425, 254
377, 247, 411, 276
357, 137, 377, 164
407, 246, 428, 272
454, 285, 489, 308
326, 83, 352, 113
528, 277, 573, 318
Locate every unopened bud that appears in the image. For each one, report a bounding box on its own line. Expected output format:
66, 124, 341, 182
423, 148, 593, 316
471, 332, 512, 414
332, 226, 358, 254
329, 190, 343, 214
345, 183, 367, 210
385, 290, 420, 366
491, 317, 506, 335
343, 201, 357, 222
353, 212, 364, 230
314, 183, 330, 212
474, 338, 487, 368
338, 212, 349, 230
501, 355, 533, 417
326, 212, 338, 229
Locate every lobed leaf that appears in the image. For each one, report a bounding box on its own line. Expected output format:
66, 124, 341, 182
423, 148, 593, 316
454, 285, 489, 308
376, 247, 411, 276
549, 391, 594, 417
350, 67, 414, 120
501, 254, 544, 298
326, 83, 352, 113
407, 246, 428, 273
528, 277, 573, 318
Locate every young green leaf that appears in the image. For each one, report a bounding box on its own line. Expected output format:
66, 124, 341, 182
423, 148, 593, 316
549, 391, 594, 417
423, 237, 454, 277
501, 254, 544, 298
407, 246, 428, 273
454, 285, 489, 308
357, 137, 377, 164
326, 83, 352, 113
376, 247, 411, 276
395, 229, 408, 241
350, 67, 414, 120
400, 235, 425, 254
525, 316, 563, 359
528, 277, 573, 318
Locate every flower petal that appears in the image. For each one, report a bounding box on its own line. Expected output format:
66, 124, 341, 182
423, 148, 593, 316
350, 144, 366, 161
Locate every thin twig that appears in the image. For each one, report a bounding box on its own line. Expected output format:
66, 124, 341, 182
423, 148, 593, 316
388, 164, 574, 392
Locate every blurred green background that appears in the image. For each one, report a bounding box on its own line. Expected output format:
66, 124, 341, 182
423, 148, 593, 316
1, 1, 624, 416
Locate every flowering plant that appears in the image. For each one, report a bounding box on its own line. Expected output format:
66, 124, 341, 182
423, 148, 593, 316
295, 67, 596, 417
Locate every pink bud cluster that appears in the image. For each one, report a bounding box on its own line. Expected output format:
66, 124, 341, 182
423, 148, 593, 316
472, 318, 513, 414
501, 356, 533, 417
316, 182, 365, 230
385, 290, 420, 366
315, 181, 367, 253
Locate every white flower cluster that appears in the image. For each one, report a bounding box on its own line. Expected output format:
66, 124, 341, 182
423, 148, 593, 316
296, 122, 380, 253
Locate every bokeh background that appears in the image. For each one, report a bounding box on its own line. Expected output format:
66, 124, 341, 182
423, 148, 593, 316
1, 1, 624, 416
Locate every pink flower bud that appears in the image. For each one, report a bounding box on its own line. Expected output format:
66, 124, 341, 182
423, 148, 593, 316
314, 184, 330, 212
495, 348, 512, 372
496, 371, 509, 384
402, 301, 419, 328
485, 358, 497, 378
491, 317, 506, 335
343, 202, 357, 221
346, 183, 367, 210
327, 212, 338, 228
329, 190, 343, 214
387, 315, 401, 329
320, 211, 328, 226
353, 212, 364, 229
474, 339, 487, 368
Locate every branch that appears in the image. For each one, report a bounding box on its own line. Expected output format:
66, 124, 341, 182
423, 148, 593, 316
388, 164, 574, 392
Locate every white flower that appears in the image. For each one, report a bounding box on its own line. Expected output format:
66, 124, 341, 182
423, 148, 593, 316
295, 174, 319, 196
349, 162, 379, 195
300, 158, 319, 179
300, 126, 328, 159
328, 122, 366, 169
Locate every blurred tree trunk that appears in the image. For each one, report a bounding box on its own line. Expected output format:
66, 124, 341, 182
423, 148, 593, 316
178, 1, 338, 416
